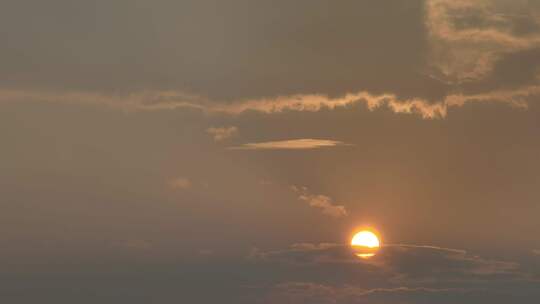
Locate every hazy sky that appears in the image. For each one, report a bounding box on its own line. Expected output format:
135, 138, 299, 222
1, 0, 540, 303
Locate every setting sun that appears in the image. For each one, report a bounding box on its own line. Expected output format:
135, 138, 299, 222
351, 230, 381, 259
351, 230, 380, 248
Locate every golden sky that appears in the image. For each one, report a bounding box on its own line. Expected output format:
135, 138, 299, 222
1, 0, 540, 303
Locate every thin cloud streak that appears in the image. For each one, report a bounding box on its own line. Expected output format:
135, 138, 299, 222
228, 139, 351, 150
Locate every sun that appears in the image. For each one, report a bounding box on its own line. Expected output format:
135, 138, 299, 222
351, 230, 381, 259
351, 230, 380, 248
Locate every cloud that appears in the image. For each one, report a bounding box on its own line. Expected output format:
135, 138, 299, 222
381, 244, 521, 280
245, 243, 540, 303
0, 86, 536, 119
426, 0, 540, 83
206, 126, 238, 142
291, 186, 348, 218
2, 2, 540, 121
190, 88, 533, 119
0, 89, 208, 112
250, 243, 524, 280
168, 177, 192, 190
229, 139, 350, 150
268, 282, 468, 304
248, 243, 356, 266
247, 242, 539, 303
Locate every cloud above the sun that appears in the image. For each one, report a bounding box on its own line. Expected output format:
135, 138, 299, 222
2, 0, 540, 123
227, 139, 350, 150
1, 86, 535, 119
290, 186, 348, 218
426, 0, 540, 83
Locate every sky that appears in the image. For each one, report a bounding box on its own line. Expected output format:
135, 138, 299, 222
1, 0, 540, 303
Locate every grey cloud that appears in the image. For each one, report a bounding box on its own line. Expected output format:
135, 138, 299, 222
3, 0, 540, 114
381, 244, 521, 280
250, 243, 526, 281
0, 0, 426, 100
426, 0, 540, 83
247, 243, 539, 303
249, 243, 357, 266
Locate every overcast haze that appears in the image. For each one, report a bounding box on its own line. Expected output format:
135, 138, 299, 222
1, 0, 540, 303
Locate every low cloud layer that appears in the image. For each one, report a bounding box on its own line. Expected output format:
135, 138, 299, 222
250, 243, 525, 280
248, 242, 537, 303
267, 282, 469, 304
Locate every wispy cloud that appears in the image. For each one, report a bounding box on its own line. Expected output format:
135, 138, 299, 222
206, 126, 238, 142
426, 0, 540, 83
291, 186, 348, 218
0, 86, 535, 119
228, 139, 351, 150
